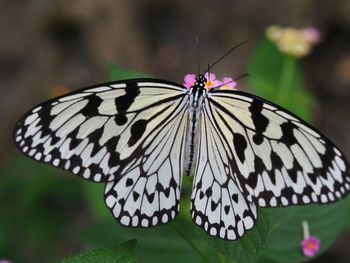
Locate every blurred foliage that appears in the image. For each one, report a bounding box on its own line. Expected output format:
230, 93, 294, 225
2, 35, 350, 263
109, 64, 150, 80
0, 154, 85, 262
61, 240, 137, 263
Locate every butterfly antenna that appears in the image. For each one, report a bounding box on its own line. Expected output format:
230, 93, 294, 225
195, 37, 201, 76
234, 73, 249, 81
207, 64, 210, 80
212, 73, 249, 90
208, 41, 248, 72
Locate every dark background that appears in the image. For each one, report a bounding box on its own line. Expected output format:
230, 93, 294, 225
1, 0, 350, 262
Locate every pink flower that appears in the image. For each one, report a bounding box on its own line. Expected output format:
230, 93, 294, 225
221, 77, 237, 90
301, 221, 320, 257
0, 260, 13, 263
302, 27, 321, 44
183, 73, 238, 90
301, 236, 320, 257
204, 72, 222, 90
183, 74, 196, 89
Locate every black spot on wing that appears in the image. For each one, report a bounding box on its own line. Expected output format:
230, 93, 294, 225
115, 82, 140, 111
231, 193, 238, 203
114, 81, 141, 125
270, 151, 284, 170
128, 119, 147, 147
249, 99, 269, 133
80, 95, 103, 117
205, 188, 213, 197
280, 122, 297, 146
146, 192, 155, 203
156, 182, 165, 192
211, 200, 219, 211
115, 114, 127, 125
126, 178, 133, 187
133, 191, 140, 201
253, 134, 264, 145
233, 133, 247, 162
254, 155, 266, 174
307, 172, 318, 184
87, 126, 105, 156
105, 136, 122, 167
247, 173, 258, 189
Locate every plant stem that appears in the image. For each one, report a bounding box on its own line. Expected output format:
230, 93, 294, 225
277, 55, 296, 103
172, 223, 212, 263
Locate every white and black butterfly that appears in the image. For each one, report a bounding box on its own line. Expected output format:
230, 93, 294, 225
13, 71, 350, 240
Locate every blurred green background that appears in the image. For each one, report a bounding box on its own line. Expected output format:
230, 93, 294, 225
1, 1, 350, 262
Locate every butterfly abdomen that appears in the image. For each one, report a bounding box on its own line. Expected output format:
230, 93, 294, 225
183, 79, 206, 176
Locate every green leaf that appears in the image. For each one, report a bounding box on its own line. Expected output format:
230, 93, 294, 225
61, 239, 137, 263
202, 209, 270, 263
260, 197, 350, 262
109, 64, 150, 81
248, 37, 315, 122
81, 210, 218, 263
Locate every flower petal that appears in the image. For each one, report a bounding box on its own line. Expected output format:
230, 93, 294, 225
221, 77, 237, 89
183, 74, 196, 88
204, 72, 217, 81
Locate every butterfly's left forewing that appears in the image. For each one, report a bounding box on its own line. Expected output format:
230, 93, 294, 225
206, 89, 350, 207
14, 79, 189, 227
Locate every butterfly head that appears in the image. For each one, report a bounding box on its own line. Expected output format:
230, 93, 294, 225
194, 75, 207, 89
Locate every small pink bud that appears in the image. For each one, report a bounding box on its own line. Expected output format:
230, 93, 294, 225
301, 221, 320, 257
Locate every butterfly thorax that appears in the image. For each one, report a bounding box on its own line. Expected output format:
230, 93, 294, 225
183, 75, 207, 176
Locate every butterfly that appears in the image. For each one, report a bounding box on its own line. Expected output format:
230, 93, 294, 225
13, 68, 350, 240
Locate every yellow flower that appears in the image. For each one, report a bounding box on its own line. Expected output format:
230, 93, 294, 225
266, 26, 321, 57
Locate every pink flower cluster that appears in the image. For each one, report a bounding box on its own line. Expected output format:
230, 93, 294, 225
183, 73, 237, 90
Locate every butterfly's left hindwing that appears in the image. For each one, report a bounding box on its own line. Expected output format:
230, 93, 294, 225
104, 98, 188, 227
207, 90, 350, 207
14, 79, 189, 226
